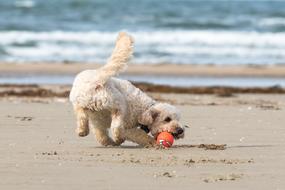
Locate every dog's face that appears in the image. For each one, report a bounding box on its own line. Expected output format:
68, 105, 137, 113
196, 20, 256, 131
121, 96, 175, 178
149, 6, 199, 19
139, 103, 185, 139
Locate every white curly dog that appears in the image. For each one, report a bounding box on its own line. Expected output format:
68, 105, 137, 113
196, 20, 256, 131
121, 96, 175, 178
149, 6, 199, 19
70, 32, 185, 147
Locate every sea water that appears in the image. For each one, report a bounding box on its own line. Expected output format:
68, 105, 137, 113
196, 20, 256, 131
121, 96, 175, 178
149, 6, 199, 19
0, 74, 285, 87
0, 0, 285, 64
0, 0, 285, 86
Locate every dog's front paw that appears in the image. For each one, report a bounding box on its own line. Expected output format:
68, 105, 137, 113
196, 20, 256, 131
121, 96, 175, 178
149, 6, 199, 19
144, 144, 167, 149
76, 127, 89, 137
144, 141, 167, 149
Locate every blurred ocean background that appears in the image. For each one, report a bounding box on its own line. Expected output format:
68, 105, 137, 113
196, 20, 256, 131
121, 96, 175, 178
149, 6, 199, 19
0, 0, 285, 65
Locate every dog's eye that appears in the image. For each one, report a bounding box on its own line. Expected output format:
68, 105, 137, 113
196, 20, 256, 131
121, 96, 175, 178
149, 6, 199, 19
164, 117, 172, 122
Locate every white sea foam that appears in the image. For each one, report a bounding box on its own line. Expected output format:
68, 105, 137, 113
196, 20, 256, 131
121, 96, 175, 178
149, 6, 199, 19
1, 30, 285, 64
0, 31, 116, 45
14, 0, 35, 8
1, 30, 285, 47
259, 17, 285, 27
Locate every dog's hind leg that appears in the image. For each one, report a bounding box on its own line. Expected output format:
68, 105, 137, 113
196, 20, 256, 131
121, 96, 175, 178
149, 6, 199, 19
74, 105, 89, 137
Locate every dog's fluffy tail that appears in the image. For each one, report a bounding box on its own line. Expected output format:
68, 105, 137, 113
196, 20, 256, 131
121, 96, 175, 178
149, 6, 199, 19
97, 32, 133, 84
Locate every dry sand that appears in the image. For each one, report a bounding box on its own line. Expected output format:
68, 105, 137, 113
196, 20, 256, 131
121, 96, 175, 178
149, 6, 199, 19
1, 93, 285, 190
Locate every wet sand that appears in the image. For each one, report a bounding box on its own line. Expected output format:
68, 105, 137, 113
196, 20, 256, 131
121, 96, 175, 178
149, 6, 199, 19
1, 62, 285, 77
1, 93, 285, 189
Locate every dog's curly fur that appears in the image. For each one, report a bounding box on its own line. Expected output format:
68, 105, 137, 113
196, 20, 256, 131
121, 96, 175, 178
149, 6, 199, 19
69, 32, 185, 147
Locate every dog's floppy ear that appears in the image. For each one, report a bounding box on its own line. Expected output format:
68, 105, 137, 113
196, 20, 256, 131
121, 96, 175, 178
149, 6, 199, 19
138, 107, 159, 126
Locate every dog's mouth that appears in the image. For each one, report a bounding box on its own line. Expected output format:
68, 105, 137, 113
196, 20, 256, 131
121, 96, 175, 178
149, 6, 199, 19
172, 126, 186, 139
172, 132, 184, 139
153, 132, 182, 140
152, 131, 184, 140
139, 124, 188, 140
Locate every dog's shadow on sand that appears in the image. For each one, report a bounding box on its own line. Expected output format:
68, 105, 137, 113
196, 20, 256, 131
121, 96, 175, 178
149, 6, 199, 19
93, 144, 228, 150
93, 144, 275, 150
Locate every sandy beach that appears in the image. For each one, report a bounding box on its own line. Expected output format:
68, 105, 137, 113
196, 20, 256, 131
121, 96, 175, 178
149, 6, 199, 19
0, 62, 285, 190
1, 0, 285, 189
1, 90, 285, 189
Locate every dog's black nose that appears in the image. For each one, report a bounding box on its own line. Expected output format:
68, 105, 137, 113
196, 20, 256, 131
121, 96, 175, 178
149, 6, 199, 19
176, 128, 184, 135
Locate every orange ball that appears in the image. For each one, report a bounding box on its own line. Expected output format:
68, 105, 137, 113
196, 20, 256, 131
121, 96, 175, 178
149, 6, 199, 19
156, 132, 174, 148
